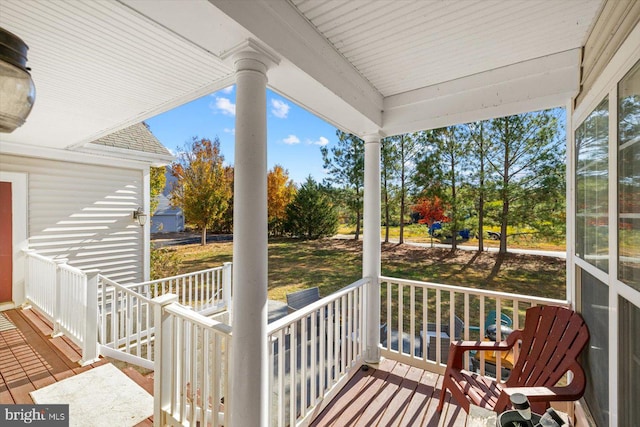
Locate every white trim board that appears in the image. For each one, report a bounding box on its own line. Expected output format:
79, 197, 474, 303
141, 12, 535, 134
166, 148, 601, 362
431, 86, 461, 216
0, 172, 28, 306
1, 141, 154, 171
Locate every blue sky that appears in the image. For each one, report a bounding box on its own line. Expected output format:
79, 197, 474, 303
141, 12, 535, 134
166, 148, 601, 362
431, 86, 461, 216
146, 86, 338, 185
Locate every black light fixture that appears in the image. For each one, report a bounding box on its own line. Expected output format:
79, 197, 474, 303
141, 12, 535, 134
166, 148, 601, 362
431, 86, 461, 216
132, 207, 147, 227
0, 26, 35, 133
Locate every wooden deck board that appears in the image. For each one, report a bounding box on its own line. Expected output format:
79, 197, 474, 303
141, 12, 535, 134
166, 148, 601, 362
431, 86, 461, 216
0, 308, 105, 404
354, 361, 410, 427
311, 359, 470, 427
377, 365, 424, 426
310, 365, 377, 427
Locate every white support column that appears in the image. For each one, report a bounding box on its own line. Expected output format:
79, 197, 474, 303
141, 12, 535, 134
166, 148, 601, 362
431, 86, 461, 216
363, 132, 382, 363
565, 100, 575, 309
226, 40, 279, 427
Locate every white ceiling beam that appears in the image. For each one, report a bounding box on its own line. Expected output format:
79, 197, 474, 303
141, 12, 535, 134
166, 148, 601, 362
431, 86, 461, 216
382, 49, 582, 136
209, 0, 383, 134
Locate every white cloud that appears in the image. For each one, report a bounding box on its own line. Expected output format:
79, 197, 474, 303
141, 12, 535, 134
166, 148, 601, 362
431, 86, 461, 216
224, 127, 235, 135
214, 97, 236, 116
283, 134, 300, 145
307, 136, 329, 146
221, 85, 234, 94
271, 99, 290, 119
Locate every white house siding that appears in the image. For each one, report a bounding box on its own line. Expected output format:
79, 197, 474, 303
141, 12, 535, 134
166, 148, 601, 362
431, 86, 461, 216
0, 154, 145, 283
577, 0, 640, 107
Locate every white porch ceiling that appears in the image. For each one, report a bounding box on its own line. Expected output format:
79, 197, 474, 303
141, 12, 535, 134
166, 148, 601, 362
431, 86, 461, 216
292, 0, 600, 97
0, 0, 605, 152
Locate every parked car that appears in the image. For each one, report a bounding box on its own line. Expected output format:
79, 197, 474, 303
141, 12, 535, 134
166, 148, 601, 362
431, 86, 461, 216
487, 231, 501, 240
428, 222, 471, 239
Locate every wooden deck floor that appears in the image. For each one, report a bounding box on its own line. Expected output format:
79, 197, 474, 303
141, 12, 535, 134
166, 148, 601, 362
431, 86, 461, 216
1, 307, 470, 426
0, 308, 154, 426
0, 308, 109, 404
311, 358, 467, 427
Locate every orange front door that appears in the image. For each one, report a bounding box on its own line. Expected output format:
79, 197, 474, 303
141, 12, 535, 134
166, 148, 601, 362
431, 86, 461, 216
0, 182, 13, 303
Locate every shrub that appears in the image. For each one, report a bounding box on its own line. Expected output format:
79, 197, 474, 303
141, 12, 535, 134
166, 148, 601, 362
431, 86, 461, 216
150, 247, 182, 280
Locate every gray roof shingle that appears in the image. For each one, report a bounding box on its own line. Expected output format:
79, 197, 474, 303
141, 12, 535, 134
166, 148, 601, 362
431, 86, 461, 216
89, 123, 171, 156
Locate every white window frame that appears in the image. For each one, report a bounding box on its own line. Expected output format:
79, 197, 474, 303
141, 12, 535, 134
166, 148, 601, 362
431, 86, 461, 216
571, 22, 640, 427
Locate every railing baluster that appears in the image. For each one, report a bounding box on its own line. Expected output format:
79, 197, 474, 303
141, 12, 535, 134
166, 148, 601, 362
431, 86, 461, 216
386, 281, 392, 352
479, 294, 486, 376
410, 284, 415, 357
310, 307, 317, 407
398, 283, 404, 355
289, 323, 296, 427
300, 316, 307, 418
277, 329, 285, 427
435, 289, 441, 364
422, 286, 428, 362
495, 297, 502, 382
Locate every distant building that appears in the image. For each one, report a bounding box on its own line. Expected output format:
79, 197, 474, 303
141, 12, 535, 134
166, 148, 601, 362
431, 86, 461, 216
151, 168, 184, 233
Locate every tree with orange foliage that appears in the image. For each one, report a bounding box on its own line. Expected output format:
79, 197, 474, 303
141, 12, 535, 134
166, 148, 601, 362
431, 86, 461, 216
267, 165, 297, 236
412, 196, 448, 247
170, 137, 232, 245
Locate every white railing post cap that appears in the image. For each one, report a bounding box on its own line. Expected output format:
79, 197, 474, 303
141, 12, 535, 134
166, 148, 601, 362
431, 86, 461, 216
152, 293, 179, 305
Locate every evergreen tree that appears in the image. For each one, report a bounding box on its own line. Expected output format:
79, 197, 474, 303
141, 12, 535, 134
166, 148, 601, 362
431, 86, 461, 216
486, 109, 565, 253
414, 126, 469, 250
320, 130, 364, 239
284, 176, 338, 239
381, 136, 400, 243
467, 121, 491, 251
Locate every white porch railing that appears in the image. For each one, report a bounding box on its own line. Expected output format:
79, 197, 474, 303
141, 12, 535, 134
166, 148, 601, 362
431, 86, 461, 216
23, 249, 100, 365
24, 250, 57, 321
266, 278, 368, 427
97, 264, 233, 369
153, 294, 231, 427
379, 276, 571, 381
98, 275, 157, 369
126, 262, 232, 315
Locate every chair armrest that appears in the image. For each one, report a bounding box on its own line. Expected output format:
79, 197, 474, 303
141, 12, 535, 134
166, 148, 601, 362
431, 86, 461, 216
446, 330, 523, 369
494, 361, 586, 412
451, 340, 515, 351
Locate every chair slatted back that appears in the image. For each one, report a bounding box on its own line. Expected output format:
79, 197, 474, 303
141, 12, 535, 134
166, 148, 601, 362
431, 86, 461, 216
506, 305, 589, 388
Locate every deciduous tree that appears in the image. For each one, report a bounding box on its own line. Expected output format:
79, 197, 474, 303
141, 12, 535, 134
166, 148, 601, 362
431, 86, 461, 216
150, 166, 166, 215
170, 137, 232, 245
267, 165, 297, 236
412, 196, 448, 247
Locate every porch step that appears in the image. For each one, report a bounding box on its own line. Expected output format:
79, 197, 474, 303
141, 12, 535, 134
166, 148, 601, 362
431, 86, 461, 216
121, 367, 154, 396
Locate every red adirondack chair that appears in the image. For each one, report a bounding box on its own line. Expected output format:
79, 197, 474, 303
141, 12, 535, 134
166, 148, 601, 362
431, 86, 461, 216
437, 305, 590, 415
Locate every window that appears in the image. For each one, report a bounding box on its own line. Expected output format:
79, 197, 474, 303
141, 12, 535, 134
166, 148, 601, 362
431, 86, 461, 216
576, 97, 609, 272
619, 297, 640, 426
618, 60, 640, 290
579, 269, 609, 426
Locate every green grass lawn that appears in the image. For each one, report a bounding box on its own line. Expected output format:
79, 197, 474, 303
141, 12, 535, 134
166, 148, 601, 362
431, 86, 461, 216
158, 238, 566, 304
338, 224, 567, 251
